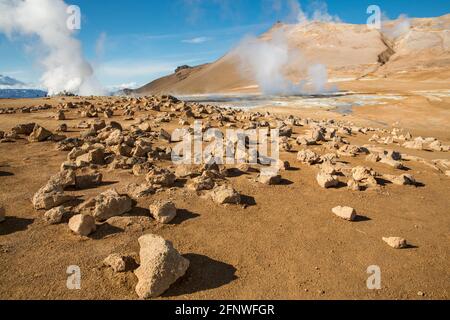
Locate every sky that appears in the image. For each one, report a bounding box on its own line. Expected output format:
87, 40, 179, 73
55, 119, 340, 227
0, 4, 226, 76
0, 0, 449, 90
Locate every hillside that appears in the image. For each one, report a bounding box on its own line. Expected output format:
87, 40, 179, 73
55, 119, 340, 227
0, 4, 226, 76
134, 14, 450, 95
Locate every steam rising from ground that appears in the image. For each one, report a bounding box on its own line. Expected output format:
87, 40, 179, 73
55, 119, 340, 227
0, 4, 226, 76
235, 1, 338, 96
382, 14, 411, 40
0, 0, 104, 96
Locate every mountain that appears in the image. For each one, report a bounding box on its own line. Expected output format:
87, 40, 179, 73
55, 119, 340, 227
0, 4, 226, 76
134, 14, 450, 95
0, 74, 25, 87
0, 74, 47, 98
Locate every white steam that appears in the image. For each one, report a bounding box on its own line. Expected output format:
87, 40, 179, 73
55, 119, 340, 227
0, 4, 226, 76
382, 14, 411, 40
235, 1, 339, 96
287, 0, 341, 24
0, 0, 104, 96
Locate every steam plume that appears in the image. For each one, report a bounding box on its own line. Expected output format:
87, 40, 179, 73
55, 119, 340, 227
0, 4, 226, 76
0, 0, 104, 96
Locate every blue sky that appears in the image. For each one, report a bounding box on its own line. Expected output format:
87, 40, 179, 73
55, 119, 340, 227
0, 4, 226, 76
1, 0, 449, 89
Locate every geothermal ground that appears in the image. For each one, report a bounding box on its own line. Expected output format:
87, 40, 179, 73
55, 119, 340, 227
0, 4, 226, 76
0, 87, 449, 300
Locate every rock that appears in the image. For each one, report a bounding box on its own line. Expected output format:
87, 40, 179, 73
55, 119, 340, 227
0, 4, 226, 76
103, 253, 126, 273
68, 214, 96, 236
332, 206, 356, 221
43, 206, 65, 224
392, 174, 416, 186
159, 129, 171, 142
316, 172, 339, 188
149, 201, 177, 224
352, 166, 375, 182
297, 150, 321, 165
32, 183, 73, 210
125, 183, 155, 199
29, 125, 52, 142
175, 164, 199, 178
12, 123, 36, 135
379, 158, 404, 169
365, 153, 380, 163
75, 172, 103, 189
56, 123, 68, 132
347, 178, 362, 191
76, 148, 105, 166
55, 110, 65, 120
48, 170, 76, 188
187, 175, 215, 191
210, 185, 241, 205
446, 170, 450, 177
382, 237, 408, 249
134, 234, 189, 299
132, 163, 153, 176
145, 168, 176, 188
258, 170, 282, 185
0, 206, 5, 223
92, 189, 132, 221
403, 140, 423, 150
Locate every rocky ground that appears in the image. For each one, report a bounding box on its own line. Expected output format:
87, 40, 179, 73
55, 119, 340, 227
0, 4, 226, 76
0, 95, 449, 300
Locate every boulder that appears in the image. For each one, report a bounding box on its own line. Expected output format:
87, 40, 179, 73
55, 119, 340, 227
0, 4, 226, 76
316, 172, 339, 188
210, 185, 241, 205
332, 206, 357, 221
12, 123, 36, 135
187, 175, 215, 191
91, 189, 132, 221
149, 201, 177, 224
43, 206, 65, 224
48, 170, 76, 188
134, 234, 189, 299
382, 237, 408, 249
32, 183, 73, 210
145, 168, 176, 188
75, 172, 103, 189
258, 170, 282, 185
103, 253, 127, 273
297, 150, 321, 165
68, 214, 96, 236
125, 183, 155, 199
29, 125, 52, 142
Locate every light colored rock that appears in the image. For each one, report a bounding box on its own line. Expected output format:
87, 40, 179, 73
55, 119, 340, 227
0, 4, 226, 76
258, 170, 282, 185
382, 237, 408, 249
332, 206, 357, 221
149, 201, 177, 224
32, 183, 73, 210
146, 168, 176, 188
43, 206, 65, 224
103, 253, 126, 273
48, 170, 76, 188
379, 157, 404, 169
187, 175, 215, 191
392, 174, 416, 186
125, 183, 155, 199
28, 125, 52, 142
210, 185, 241, 205
68, 214, 96, 236
134, 234, 189, 299
347, 178, 362, 191
316, 172, 339, 188
352, 166, 375, 182
92, 189, 132, 221
297, 150, 321, 165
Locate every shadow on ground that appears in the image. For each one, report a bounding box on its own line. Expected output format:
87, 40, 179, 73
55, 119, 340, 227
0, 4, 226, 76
163, 254, 237, 297
0, 217, 34, 236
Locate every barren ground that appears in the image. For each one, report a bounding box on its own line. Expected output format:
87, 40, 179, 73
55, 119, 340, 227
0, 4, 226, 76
0, 90, 449, 300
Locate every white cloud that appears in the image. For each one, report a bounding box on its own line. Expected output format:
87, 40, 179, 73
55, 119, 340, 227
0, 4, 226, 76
182, 36, 212, 44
